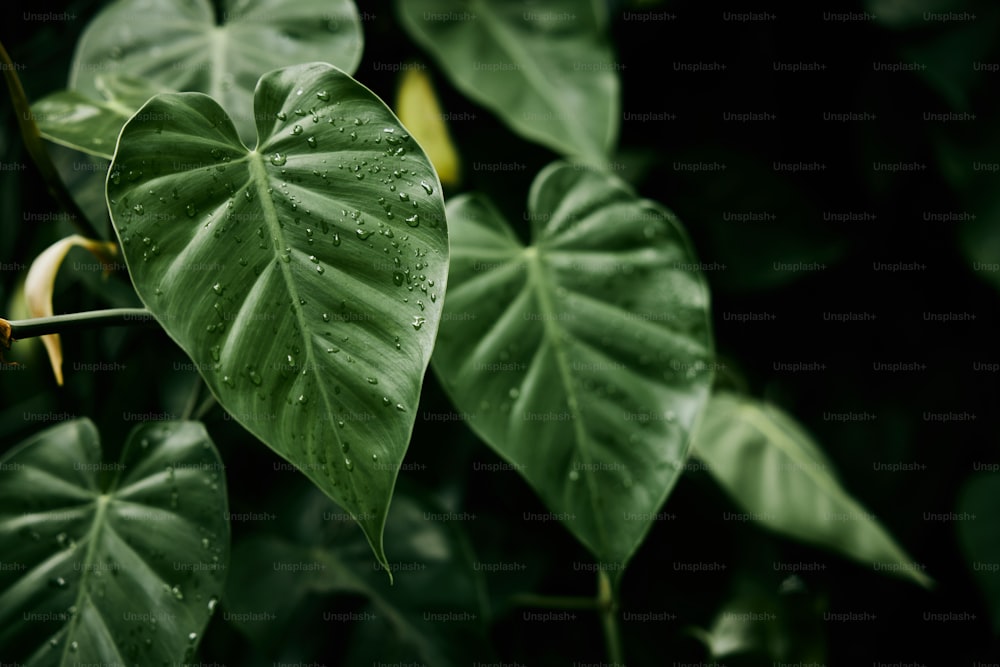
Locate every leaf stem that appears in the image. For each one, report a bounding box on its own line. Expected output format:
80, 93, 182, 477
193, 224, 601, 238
193, 393, 218, 422
598, 570, 625, 665
0, 38, 102, 239
2, 308, 157, 344
508, 573, 627, 664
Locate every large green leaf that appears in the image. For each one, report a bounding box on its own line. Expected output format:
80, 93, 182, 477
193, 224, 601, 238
0, 418, 230, 665
70, 0, 363, 143
105, 62, 448, 572
430, 161, 714, 569
396, 0, 620, 164
225, 487, 492, 665
33, 76, 165, 160
692, 391, 933, 588
957, 473, 1000, 633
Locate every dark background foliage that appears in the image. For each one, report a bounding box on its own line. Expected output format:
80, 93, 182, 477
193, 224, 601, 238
1, 0, 998, 664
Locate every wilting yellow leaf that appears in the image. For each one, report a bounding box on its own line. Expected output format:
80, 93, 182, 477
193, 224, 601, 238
24, 235, 118, 385
396, 65, 461, 188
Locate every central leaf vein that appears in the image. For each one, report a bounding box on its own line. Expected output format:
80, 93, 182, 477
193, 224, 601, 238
526, 246, 610, 559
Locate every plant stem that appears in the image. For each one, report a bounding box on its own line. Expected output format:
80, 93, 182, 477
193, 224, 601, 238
507, 593, 604, 611
0, 38, 102, 240
181, 377, 203, 421
2, 308, 156, 343
598, 570, 625, 665
193, 393, 218, 422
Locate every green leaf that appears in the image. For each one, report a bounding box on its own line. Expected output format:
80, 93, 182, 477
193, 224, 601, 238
430, 161, 714, 569
396, 0, 620, 164
956, 473, 1000, 634
105, 62, 449, 573
0, 418, 230, 665
225, 488, 492, 665
71, 0, 363, 143
32, 76, 164, 160
692, 391, 933, 588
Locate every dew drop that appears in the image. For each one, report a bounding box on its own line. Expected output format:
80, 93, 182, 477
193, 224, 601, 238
210, 345, 220, 362
395, 403, 406, 412
356, 229, 374, 240
133, 203, 144, 215
344, 458, 354, 471
321, 313, 330, 322
306, 136, 317, 148
270, 153, 287, 166
404, 215, 419, 227
185, 204, 196, 217
276, 111, 287, 121
316, 90, 330, 101
420, 181, 434, 195
291, 124, 303, 136
212, 283, 224, 296
332, 232, 341, 246
366, 377, 378, 385
411, 316, 425, 330
297, 395, 308, 405
392, 271, 404, 286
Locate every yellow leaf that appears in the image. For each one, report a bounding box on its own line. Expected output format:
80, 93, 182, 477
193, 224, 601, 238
24, 235, 118, 385
396, 65, 461, 188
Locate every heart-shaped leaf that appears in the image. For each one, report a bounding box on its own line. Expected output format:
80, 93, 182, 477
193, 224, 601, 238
0, 418, 230, 665
225, 487, 492, 665
32, 75, 165, 160
396, 0, 620, 164
105, 62, 448, 571
691, 391, 933, 588
71, 0, 363, 143
430, 161, 713, 570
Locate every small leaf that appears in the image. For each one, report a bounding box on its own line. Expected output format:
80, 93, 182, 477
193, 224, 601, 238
32, 75, 164, 160
396, 0, 620, 164
106, 62, 449, 573
24, 235, 119, 385
431, 161, 714, 570
0, 418, 230, 665
396, 65, 461, 187
70, 0, 363, 143
692, 391, 933, 588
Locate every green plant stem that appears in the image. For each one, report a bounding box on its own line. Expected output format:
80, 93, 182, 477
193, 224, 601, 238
3, 308, 156, 341
193, 393, 218, 422
0, 38, 101, 240
598, 570, 624, 665
507, 592, 604, 611
181, 377, 203, 421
